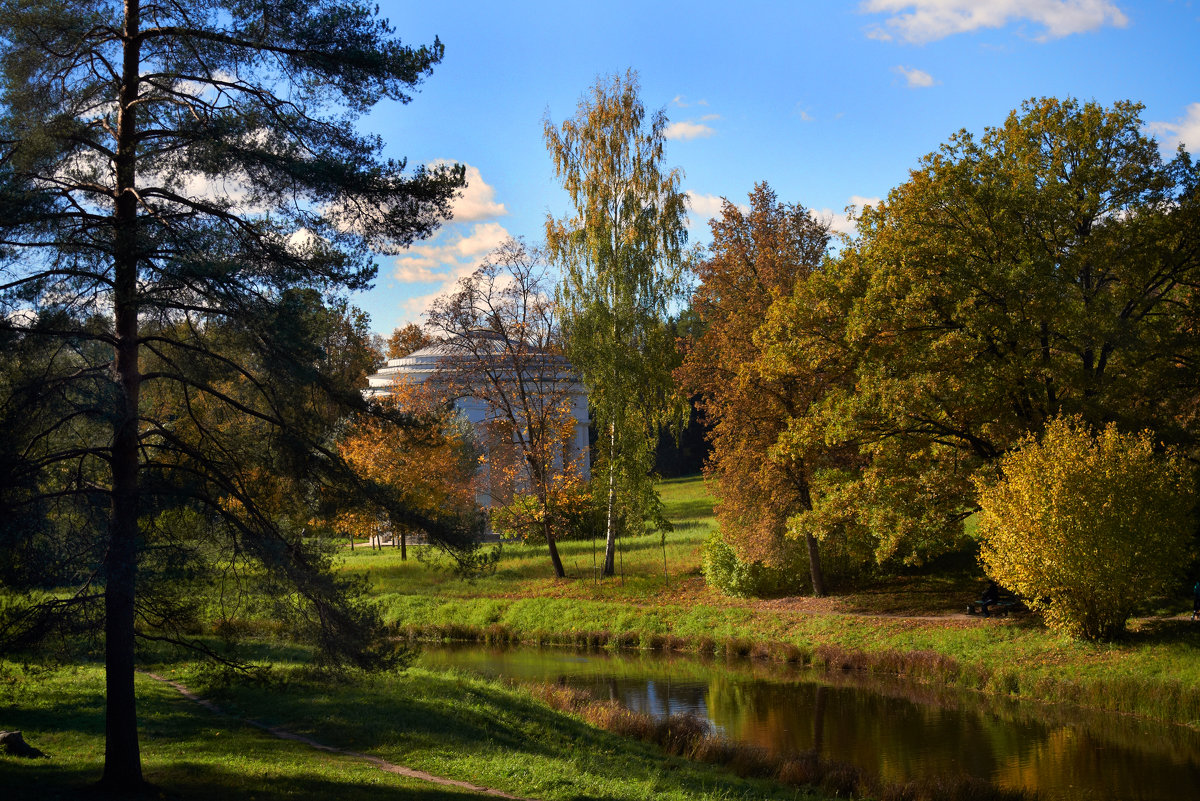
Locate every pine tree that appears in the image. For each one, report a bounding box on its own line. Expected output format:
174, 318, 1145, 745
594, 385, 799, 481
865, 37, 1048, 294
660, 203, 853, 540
0, 0, 464, 788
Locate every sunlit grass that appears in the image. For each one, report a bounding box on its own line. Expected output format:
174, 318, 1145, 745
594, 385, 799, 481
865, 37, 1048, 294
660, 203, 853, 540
352, 475, 1200, 729
1, 655, 822, 801
340, 474, 718, 603
0, 662, 484, 800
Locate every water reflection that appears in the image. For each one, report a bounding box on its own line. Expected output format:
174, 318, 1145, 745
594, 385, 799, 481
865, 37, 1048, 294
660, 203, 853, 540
418, 644, 1200, 801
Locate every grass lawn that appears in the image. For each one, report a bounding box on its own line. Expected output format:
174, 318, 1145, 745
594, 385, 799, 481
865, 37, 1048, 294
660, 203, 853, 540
0, 662, 484, 800
5, 475, 1197, 800
349, 475, 1200, 729
1, 658, 818, 801
342, 475, 719, 604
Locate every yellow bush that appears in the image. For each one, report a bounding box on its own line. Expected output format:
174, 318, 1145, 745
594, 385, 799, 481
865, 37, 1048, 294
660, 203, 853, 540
976, 417, 1194, 640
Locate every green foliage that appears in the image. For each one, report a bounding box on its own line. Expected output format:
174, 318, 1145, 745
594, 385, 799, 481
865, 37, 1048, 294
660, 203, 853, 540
764, 97, 1200, 567
976, 417, 1195, 640
701, 530, 807, 598
0, 0, 465, 784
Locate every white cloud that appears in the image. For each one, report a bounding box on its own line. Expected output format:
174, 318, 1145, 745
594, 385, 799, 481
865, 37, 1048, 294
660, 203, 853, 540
387, 221, 514, 322
428, 161, 508, 222
665, 120, 717, 140
686, 191, 727, 223
672, 95, 710, 108
861, 0, 1128, 44
684, 191, 750, 232
383, 162, 514, 324
397, 288, 456, 326
817, 195, 882, 238
1146, 102, 1200, 155
893, 65, 937, 87
393, 221, 510, 283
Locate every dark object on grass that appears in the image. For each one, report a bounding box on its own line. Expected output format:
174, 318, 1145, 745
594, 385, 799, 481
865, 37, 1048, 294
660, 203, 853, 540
967, 584, 1025, 617
0, 730, 47, 758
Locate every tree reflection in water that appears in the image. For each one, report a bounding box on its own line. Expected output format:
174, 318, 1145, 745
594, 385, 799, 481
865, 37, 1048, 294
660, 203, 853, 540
420, 644, 1200, 801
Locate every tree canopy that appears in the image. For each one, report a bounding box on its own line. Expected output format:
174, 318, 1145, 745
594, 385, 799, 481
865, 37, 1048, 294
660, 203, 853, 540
977, 417, 1194, 640
677, 183, 833, 594
766, 97, 1200, 567
0, 0, 464, 787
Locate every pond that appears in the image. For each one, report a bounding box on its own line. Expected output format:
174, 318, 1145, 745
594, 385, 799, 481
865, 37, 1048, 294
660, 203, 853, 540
417, 643, 1200, 801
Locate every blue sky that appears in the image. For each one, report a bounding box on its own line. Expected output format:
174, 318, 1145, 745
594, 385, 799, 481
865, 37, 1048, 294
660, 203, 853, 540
352, 0, 1200, 334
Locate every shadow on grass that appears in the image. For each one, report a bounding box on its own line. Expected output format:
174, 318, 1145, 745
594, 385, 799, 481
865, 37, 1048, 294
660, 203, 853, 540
1123, 617, 1200, 647
0, 761, 485, 801
150, 762, 486, 801
198, 669, 803, 800
208, 670, 608, 759
662, 498, 716, 520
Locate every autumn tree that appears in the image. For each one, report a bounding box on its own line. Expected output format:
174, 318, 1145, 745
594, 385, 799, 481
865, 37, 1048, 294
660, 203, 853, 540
336, 377, 479, 560
545, 70, 689, 576
768, 98, 1200, 565
977, 417, 1194, 640
425, 239, 587, 578
387, 322, 435, 359
677, 184, 834, 595
0, 0, 463, 788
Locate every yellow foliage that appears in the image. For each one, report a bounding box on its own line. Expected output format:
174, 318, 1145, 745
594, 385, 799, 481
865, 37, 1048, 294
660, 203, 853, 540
976, 417, 1194, 640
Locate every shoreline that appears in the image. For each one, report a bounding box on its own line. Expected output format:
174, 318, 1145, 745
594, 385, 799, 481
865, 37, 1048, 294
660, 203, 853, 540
380, 598, 1200, 730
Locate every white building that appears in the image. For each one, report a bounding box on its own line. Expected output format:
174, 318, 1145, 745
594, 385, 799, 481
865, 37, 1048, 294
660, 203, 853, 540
365, 333, 590, 508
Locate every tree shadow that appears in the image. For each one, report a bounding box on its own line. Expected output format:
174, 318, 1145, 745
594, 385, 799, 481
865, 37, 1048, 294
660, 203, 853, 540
1122, 616, 1200, 647
0, 760, 487, 801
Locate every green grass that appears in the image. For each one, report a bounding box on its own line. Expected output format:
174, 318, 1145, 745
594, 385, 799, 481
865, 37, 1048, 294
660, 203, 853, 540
341, 475, 717, 604
358, 475, 1200, 729
7, 474, 1198, 800
0, 657, 819, 801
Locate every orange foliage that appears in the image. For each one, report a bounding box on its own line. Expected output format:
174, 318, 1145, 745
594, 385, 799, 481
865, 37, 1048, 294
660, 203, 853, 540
334, 377, 477, 541
676, 183, 829, 570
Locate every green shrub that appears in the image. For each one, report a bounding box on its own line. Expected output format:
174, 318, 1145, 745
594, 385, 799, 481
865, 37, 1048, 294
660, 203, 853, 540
701, 530, 807, 598
976, 417, 1194, 640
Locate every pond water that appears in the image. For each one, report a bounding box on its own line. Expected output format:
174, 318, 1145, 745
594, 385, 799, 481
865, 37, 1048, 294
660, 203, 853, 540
417, 643, 1200, 801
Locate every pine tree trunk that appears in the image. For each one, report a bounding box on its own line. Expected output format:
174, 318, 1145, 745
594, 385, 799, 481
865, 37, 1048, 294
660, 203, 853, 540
101, 1, 144, 787
602, 424, 617, 576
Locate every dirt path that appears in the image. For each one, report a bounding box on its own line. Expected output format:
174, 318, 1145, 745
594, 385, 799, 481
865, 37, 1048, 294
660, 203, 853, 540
142, 672, 535, 801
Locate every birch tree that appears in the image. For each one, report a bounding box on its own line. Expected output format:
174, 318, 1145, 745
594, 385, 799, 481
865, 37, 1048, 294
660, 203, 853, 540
544, 70, 688, 576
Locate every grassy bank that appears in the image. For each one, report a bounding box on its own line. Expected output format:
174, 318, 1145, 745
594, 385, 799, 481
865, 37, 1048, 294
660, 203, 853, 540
0, 657, 819, 801
346, 476, 1200, 729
